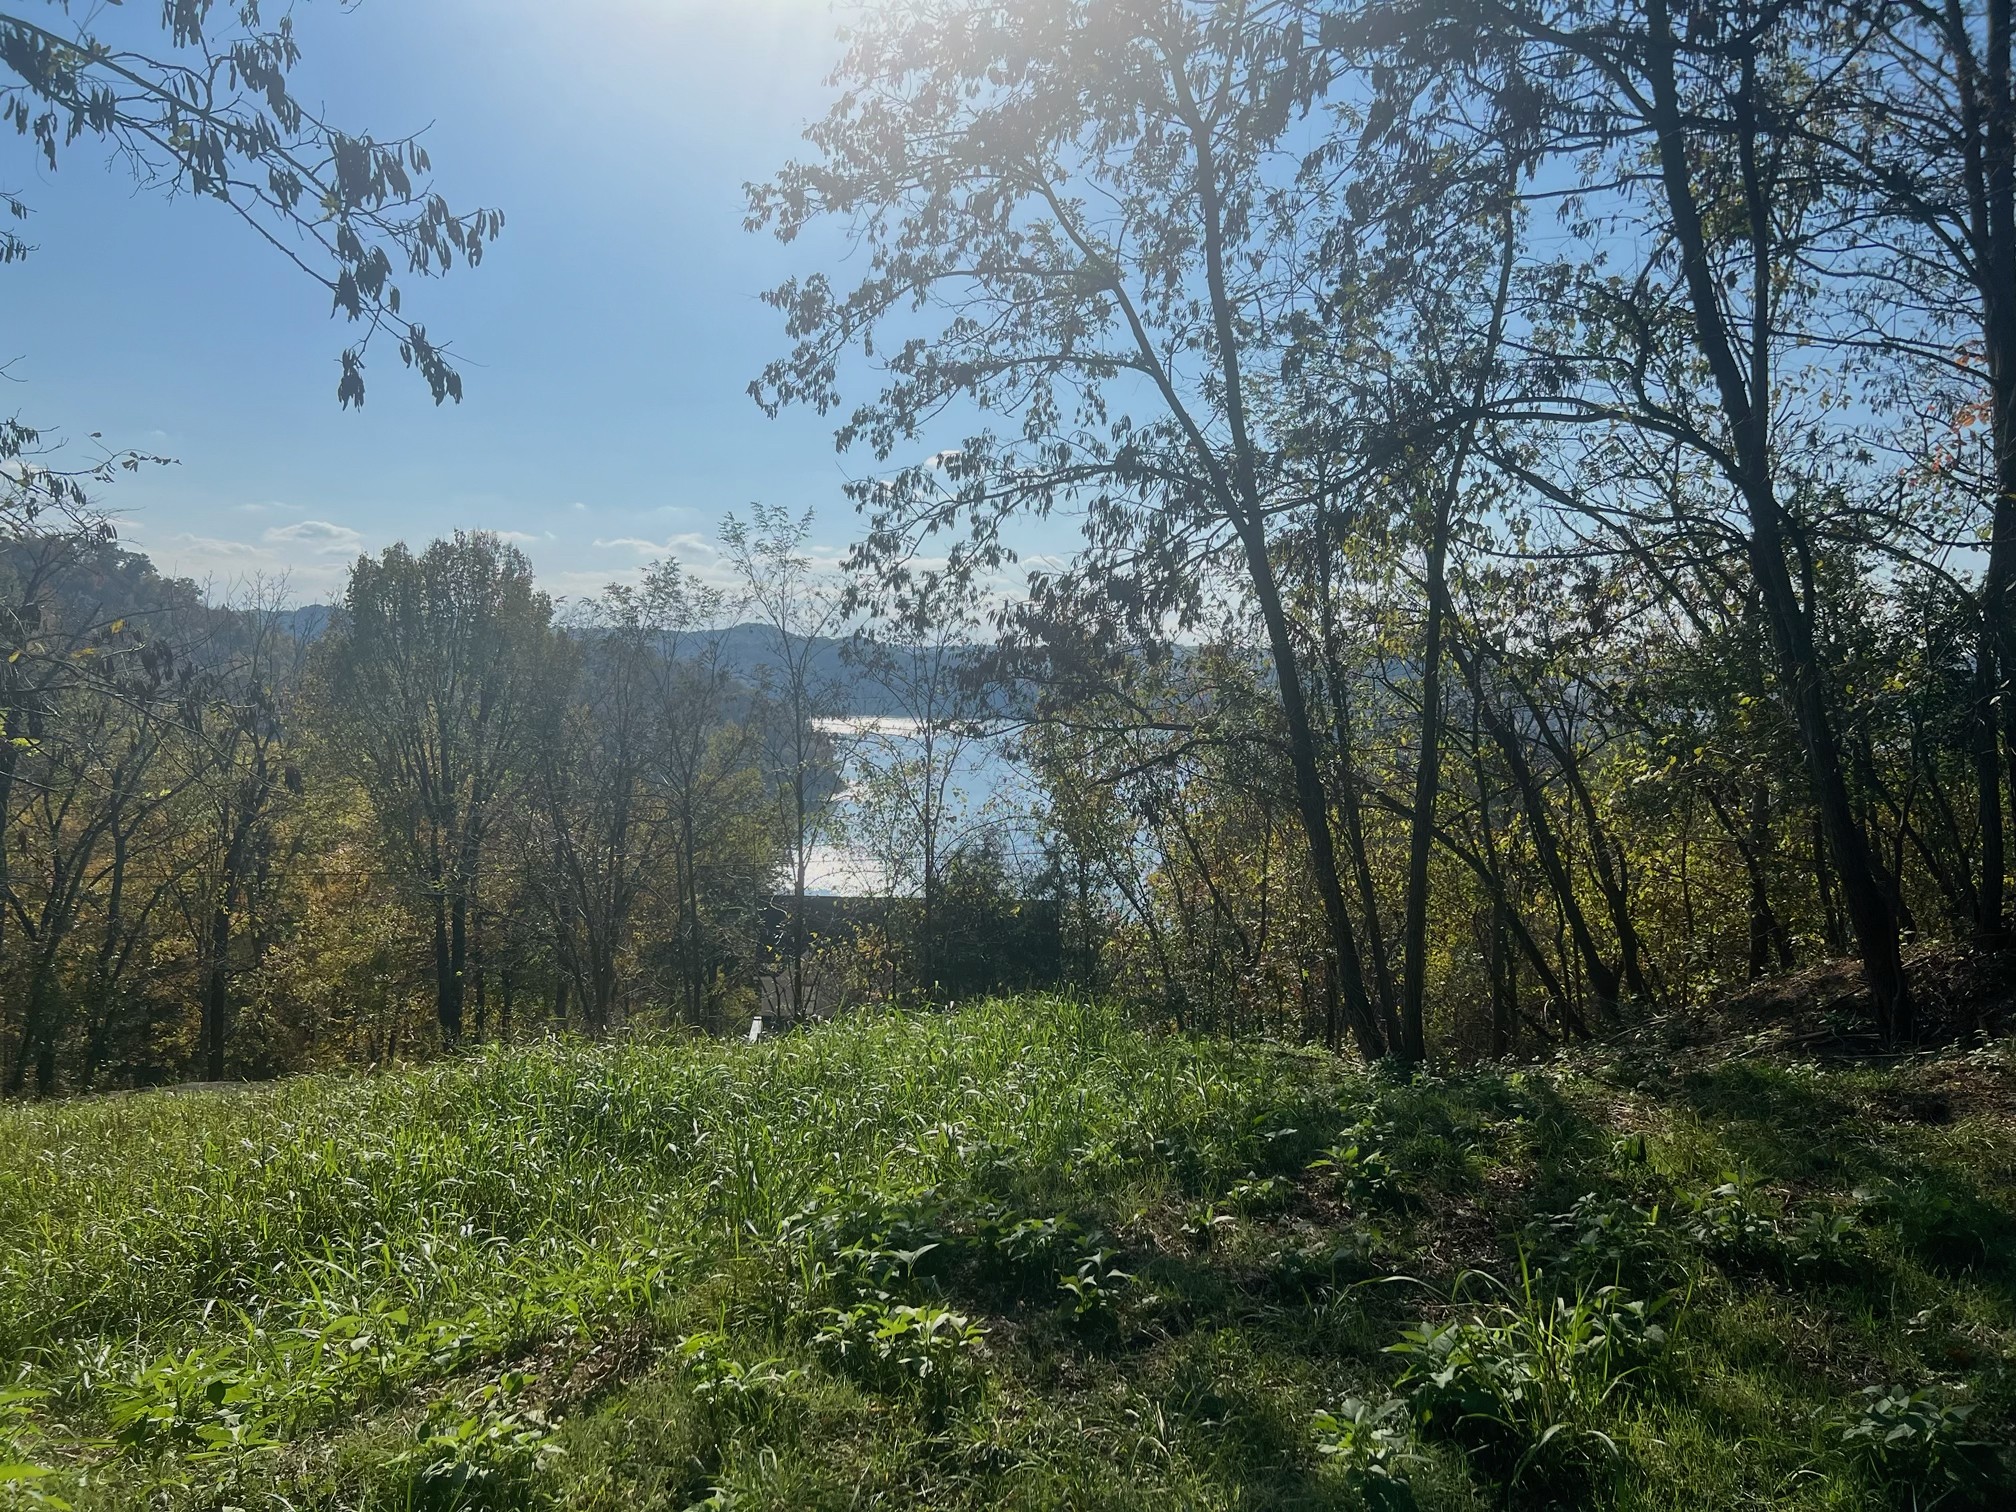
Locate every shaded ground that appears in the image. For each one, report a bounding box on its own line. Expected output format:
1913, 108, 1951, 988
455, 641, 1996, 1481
1691, 940, 2016, 1053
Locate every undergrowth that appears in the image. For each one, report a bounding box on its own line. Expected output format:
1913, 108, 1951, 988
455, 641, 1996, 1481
0, 997, 2010, 1509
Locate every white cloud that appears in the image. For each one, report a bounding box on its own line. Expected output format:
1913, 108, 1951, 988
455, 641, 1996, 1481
264, 519, 365, 556
592, 532, 722, 559
588, 528, 725, 564
166, 533, 266, 562
136, 518, 370, 600
493, 530, 543, 545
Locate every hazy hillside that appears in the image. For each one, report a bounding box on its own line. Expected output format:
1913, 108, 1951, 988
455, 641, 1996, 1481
279, 603, 951, 718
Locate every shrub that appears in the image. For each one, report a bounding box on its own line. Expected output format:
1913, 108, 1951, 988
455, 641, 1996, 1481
1836, 1384, 1989, 1505
1225, 1172, 1294, 1216
1781, 1206, 1866, 1280
1057, 1250, 1133, 1325
675, 1333, 803, 1433
1389, 1266, 1671, 1493
383, 1374, 558, 1511
970, 1208, 1085, 1300
1678, 1176, 1783, 1269
813, 1301, 985, 1415
1308, 1120, 1402, 1209
1312, 1393, 1419, 1511
0, 1388, 63, 1510
100, 1348, 279, 1463
1530, 1193, 1676, 1287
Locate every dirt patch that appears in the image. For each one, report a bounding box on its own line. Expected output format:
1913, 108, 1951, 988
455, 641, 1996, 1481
1599, 943, 2016, 1075
1905, 1056, 2016, 1124
1869, 1086, 1956, 1125
531, 1321, 660, 1415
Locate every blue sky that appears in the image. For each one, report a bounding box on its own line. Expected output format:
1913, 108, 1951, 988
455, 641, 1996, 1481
6, 1, 901, 602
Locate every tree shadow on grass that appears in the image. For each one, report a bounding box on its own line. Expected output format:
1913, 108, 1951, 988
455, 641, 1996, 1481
1670, 1062, 2016, 1297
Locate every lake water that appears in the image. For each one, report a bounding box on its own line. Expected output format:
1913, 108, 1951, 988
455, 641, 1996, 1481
803, 717, 1044, 896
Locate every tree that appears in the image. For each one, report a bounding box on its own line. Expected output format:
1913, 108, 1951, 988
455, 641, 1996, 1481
1803, 0, 2016, 938
0, 0, 498, 1086
312, 533, 562, 1044
1, 1, 500, 405
1327, 0, 1916, 1039
0, 530, 199, 1093
175, 589, 304, 1081
2, 667, 183, 1094
846, 579, 1005, 995
751, 0, 1415, 1055
522, 601, 658, 1034
637, 559, 771, 1031
721, 505, 847, 1026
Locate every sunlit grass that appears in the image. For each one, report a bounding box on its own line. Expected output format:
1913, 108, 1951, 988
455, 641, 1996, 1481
0, 999, 2009, 1508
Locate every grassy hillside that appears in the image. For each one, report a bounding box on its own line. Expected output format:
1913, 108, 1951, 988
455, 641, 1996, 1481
0, 999, 2010, 1510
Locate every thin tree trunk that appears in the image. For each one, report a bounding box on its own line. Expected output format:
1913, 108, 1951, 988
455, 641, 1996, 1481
1965, 0, 2016, 917
1479, 780, 1514, 1057
436, 891, 466, 1044
1458, 640, 1622, 1014
204, 903, 231, 1082
1517, 675, 1652, 1002
1977, 629, 2007, 938
1400, 522, 1450, 1065
1713, 782, 1794, 979
1242, 541, 1386, 1058
1398, 162, 1518, 1064
1319, 564, 1401, 1049
1176, 70, 1385, 1058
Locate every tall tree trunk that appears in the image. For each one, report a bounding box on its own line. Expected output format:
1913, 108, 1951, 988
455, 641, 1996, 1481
922, 831, 939, 999
82, 826, 134, 1092
1318, 542, 1401, 1049
1719, 782, 1794, 978
680, 809, 705, 1025
6, 991, 39, 1097
1968, 0, 2016, 921
434, 892, 464, 1044
1490, 900, 1516, 1059
204, 814, 252, 1083
1241, 535, 1386, 1059
791, 771, 809, 1026
1479, 778, 1515, 1057
1646, 4, 1912, 1040
1464, 748, 1589, 1040
450, 892, 469, 1041
1177, 74, 1384, 1058
1517, 675, 1652, 1002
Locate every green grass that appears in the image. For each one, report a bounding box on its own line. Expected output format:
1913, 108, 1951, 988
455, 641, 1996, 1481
0, 998, 2010, 1509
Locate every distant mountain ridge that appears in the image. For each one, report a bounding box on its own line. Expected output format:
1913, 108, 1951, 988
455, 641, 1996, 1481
0, 535, 977, 719
282, 605, 940, 718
